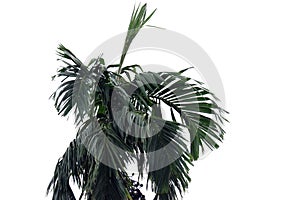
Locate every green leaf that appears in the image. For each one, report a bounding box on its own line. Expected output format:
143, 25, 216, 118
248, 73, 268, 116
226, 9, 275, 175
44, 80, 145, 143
118, 3, 156, 73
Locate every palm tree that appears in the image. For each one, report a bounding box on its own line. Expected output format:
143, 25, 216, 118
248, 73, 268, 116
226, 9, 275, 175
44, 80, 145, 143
47, 3, 227, 200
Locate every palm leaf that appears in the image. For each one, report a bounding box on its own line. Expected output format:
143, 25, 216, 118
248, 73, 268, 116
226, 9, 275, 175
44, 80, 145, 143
51, 45, 101, 125
118, 3, 156, 73
132, 71, 227, 160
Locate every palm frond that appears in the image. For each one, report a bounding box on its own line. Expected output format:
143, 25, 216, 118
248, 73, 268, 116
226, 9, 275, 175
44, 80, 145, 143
145, 112, 192, 199
77, 118, 134, 171
148, 153, 192, 200
132, 71, 227, 160
51, 45, 102, 125
47, 139, 95, 200
47, 139, 137, 200
118, 3, 156, 73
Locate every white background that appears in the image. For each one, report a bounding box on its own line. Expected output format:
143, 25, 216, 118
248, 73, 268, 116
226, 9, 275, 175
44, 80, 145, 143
0, 0, 300, 199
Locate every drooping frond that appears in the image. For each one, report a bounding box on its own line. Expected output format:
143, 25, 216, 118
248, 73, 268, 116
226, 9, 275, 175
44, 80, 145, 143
148, 152, 192, 200
131, 71, 227, 160
47, 139, 96, 200
108, 69, 227, 198
47, 139, 138, 200
50, 45, 101, 125
77, 117, 134, 171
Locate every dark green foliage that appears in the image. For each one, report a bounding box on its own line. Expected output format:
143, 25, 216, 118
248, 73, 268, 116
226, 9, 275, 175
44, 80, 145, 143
48, 3, 227, 200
